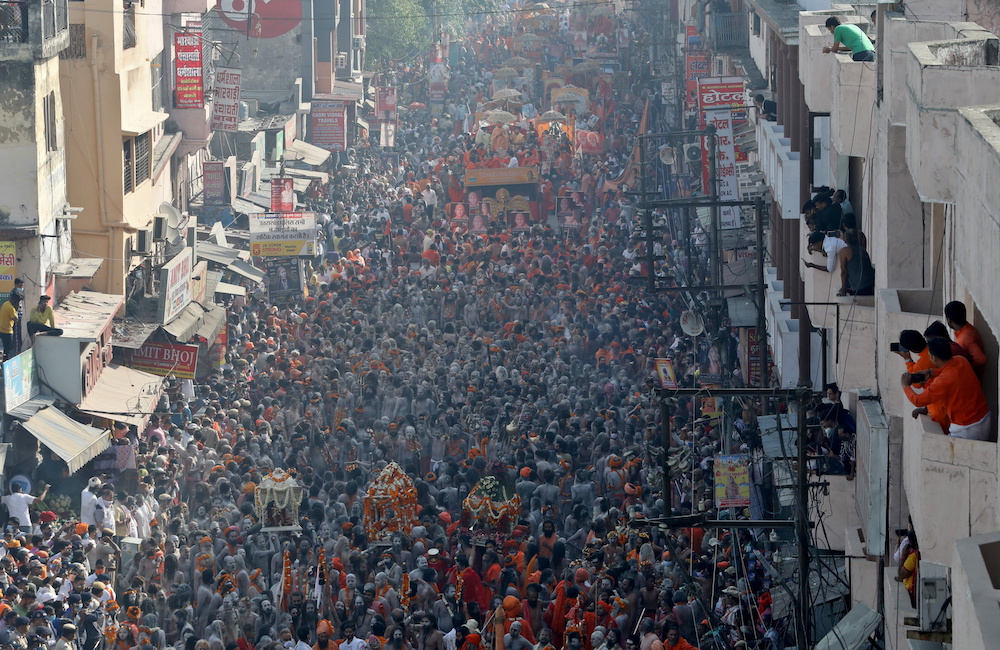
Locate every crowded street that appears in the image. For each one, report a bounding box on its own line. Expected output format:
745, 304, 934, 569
0, 2, 790, 650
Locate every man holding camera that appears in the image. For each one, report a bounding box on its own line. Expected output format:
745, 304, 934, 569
902, 336, 990, 440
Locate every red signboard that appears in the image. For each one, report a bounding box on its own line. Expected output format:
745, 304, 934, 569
215, 0, 301, 39
310, 99, 347, 152
271, 177, 294, 212
697, 77, 748, 121
129, 341, 200, 380
174, 31, 204, 109
685, 52, 710, 109
376, 87, 397, 117
203, 161, 226, 204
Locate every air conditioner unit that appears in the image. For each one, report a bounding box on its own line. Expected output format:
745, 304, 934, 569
136, 229, 153, 254
684, 143, 703, 162
152, 215, 166, 241
335, 53, 348, 69
352, 36, 365, 50
918, 562, 951, 632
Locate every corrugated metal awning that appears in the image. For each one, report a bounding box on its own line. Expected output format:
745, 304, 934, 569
229, 260, 266, 284
77, 364, 163, 429
162, 302, 206, 341
196, 304, 227, 341
112, 322, 159, 349
50, 258, 104, 279
8, 396, 57, 421
22, 406, 110, 474
289, 139, 332, 166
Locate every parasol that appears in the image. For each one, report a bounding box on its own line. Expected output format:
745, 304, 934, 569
514, 33, 543, 45
492, 88, 523, 99
573, 59, 600, 73
483, 110, 518, 124
539, 110, 566, 122
408, 102, 427, 110
526, 2, 550, 8
506, 56, 532, 69
493, 67, 520, 80
590, 3, 614, 16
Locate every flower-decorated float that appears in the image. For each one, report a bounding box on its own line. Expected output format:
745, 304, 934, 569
255, 468, 304, 531
364, 461, 419, 542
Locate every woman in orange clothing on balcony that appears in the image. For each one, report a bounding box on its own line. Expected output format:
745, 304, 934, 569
895, 329, 949, 431
902, 336, 990, 440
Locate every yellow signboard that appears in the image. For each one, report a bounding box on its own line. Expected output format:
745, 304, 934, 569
0, 242, 15, 294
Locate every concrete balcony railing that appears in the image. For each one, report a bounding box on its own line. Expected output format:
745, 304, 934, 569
902, 413, 998, 566
708, 12, 748, 50
831, 52, 876, 157
875, 288, 943, 418
0, 0, 68, 61
906, 31, 1000, 203
756, 118, 800, 220
955, 105, 1000, 331
799, 12, 868, 114
954, 531, 1000, 650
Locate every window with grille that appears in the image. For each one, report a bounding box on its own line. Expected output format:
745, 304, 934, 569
134, 131, 150, 184
64, 23, 86, 58
124, 139, 134, 194
43, 92, 57, 152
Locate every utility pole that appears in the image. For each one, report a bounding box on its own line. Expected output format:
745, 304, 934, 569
654, 386, 814, 650
705, 124, 721, 286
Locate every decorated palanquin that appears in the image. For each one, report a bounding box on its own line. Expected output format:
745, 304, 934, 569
255, 469, 304, 531
364, 462, 419, 542
463, 475, 521, 540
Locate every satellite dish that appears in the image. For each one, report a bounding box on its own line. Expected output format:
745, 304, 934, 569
658, 145, 675, 166
158, 202, 185, 245
680, 310, 705, 336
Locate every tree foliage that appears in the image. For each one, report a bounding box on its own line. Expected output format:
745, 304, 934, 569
366, 0, 431, 64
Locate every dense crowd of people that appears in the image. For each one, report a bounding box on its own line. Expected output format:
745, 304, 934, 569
0, 4, 796, 650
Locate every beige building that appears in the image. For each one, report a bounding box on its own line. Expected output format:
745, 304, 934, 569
60, 0, 175, 295
0, 0, 75, 312
740, 0, 1000, 646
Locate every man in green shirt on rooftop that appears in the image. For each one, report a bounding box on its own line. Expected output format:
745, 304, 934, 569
823, 16, 875, 62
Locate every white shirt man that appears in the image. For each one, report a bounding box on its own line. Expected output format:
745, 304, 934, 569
80, 478, 102, 526
1, 483, 45, 531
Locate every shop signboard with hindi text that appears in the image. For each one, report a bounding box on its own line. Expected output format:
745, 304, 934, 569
3, 349, 37, 412
310, 99, 348, 152
128, 341, 200, 380
202, 161, 227, 204
714, 454, 751, 508
0, 242, 15, 294
174, 31, 204, 109
158, 248, 193, 323
703, 109, 741, 230
210, 68, 242, 132
249, 212, 316, 257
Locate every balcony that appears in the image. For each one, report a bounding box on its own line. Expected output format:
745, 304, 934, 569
905, 31, 1000, 203
830, 52, 876, 157
757, 118, 800, 220
954, 531, 1000, 650
0, 0, 68, 60
954, 105, 1000, 330
799, 237, 877, 393
902, 413, 998, 566
875, 288, 942, 418
799, 12, 868, 114
708, 12, 748, 50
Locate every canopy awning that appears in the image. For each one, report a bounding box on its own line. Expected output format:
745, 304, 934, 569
196, 304, 227, 341
229, 259, 266, 284
215, 281, 246, 296
162, 302, 206, 342
50, 258, 104, 279
288, 139, 332, 166
8, 395, 57, 421
123, 111, 169, 137
77, 364, 163, 429
22, 406, 110, 474
112, 322, 159, 349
